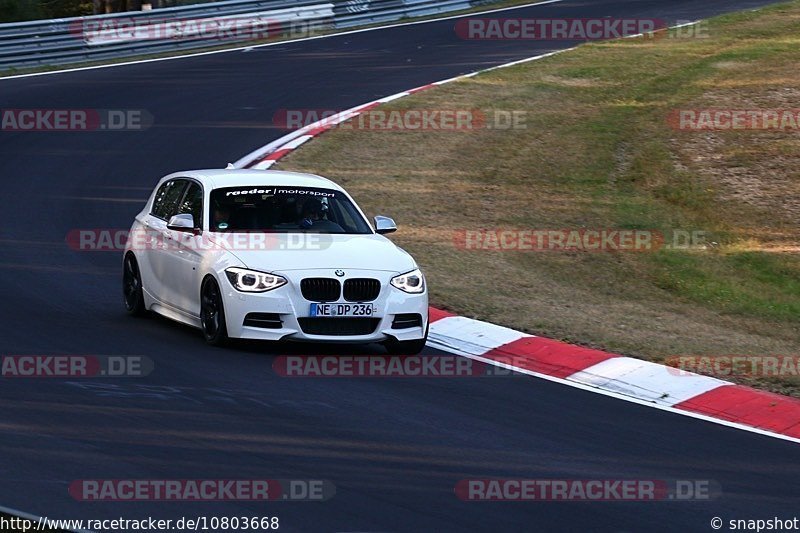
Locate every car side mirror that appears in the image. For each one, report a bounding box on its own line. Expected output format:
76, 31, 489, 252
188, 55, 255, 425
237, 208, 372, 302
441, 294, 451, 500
167, 214, 197, 233
374, 215, 397, 235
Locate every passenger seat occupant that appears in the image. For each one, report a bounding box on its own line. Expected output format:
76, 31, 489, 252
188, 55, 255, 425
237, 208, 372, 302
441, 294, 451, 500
212, 204, 231, 230
300, 198, 344, 233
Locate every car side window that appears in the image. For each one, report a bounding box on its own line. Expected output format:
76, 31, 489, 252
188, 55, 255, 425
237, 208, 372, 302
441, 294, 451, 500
331, 200, 357, 231
176, 182, 203, 229
151, 179, 187, 221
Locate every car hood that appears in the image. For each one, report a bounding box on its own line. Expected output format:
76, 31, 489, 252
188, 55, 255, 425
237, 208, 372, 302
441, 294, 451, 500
208, 232, 417, 273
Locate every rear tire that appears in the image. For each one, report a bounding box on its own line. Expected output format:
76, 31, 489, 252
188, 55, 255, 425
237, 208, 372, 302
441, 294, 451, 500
200, 277, 229, 346
123, 253, 146, 317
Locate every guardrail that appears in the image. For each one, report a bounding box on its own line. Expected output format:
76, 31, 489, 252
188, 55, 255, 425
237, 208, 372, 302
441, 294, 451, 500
0, 0, 499, 71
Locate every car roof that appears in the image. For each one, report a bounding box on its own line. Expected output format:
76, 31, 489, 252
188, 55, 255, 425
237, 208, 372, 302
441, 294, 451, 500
166, 169, 345, 192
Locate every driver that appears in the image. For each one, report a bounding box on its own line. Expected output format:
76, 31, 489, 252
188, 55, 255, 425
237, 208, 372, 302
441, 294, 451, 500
299, 198, 344, 232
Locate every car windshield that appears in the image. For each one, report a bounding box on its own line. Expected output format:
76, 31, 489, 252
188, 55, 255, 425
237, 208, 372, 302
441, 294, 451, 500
209, 185, 372, 234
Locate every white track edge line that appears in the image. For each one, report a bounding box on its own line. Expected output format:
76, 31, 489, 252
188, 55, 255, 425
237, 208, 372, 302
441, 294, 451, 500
228, 16, 800, 444
0, 0, 564, 81
233, 47, 572, 168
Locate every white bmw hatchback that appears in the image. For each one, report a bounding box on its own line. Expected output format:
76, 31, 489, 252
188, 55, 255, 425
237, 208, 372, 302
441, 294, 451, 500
123, 169, 429, 354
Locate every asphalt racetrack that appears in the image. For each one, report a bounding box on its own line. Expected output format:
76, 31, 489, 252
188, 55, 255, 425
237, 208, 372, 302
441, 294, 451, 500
0, 0, 797, 531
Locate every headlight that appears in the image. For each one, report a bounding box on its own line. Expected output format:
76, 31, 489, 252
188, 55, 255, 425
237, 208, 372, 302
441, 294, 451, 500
225, 267, 287, 293
390, 268, 425, 294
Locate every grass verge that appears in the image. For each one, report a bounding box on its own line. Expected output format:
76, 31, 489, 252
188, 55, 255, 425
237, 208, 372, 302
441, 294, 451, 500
280, 2, 800, 396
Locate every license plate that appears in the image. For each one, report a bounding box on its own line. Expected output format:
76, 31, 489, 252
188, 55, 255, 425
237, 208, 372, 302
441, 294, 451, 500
310, 303, 376, 317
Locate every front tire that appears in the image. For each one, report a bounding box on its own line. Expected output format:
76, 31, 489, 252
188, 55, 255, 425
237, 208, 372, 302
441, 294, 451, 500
383, 323, 429, 355
123, 253, 146, 317
200, 277, 229, 346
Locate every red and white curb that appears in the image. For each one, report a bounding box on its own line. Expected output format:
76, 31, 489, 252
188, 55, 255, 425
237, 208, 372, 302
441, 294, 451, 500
427, 308, 800, 442
232, 49, 800, 445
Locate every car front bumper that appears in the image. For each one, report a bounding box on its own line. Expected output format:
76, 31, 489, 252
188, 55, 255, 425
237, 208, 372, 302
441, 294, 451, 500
220, 269, 428, 344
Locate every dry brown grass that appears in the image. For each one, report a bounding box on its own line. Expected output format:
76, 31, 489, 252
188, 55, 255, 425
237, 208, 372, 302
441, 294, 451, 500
281, 2, 800, 395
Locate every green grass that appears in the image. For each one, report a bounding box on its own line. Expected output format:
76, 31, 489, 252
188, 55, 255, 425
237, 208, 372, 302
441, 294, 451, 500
651, 252, 800, 321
